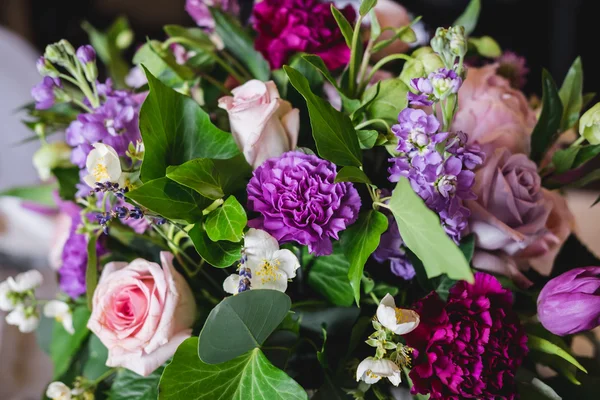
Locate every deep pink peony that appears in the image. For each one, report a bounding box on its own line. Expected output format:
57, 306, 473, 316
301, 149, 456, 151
405, 273, 528, 400
252, 0, 356, 70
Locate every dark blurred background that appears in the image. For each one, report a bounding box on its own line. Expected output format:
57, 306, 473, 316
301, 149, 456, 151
0, 0, 597, 97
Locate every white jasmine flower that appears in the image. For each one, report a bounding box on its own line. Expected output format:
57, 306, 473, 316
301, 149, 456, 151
6, 305, 40, 333
223, 229, 300, 294
44, 300, 75, 334
46, 381, 72, 400
376, 293, 420, 335
0, 281, 17, 311
83, 143, 123, 188
356, 357, 402, 386
6, 269, 44, 293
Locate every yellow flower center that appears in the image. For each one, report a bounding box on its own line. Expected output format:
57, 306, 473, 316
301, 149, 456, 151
366, 370, 380, 379
92, 160, 110, 181
394, 307, 410, 324
255, 259, 280, 284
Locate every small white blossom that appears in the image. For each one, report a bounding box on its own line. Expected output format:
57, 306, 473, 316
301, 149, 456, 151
356, 357, 402, 386
83, 143, 123, 188
6, 269, 44, 293
0, 281, 16, 311
5, 305, 40, 333
46, 381, 72, 400
376, 293, 420, 335
44, 300, 75, 334
223, 229, 300, 294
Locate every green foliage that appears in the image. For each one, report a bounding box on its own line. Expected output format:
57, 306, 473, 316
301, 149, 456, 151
306, 249, 355, 307
166, 159, 224, 199
334, 166, 372, 184
52, 167, 80, 201
198, 290, 291, 364
330, 5, 354, 48
159, 338, 307, 400
204, 196, 247, 243
527, 334, 587, 374
0, 183, 57, 206
139, 68, 239, 182
364, 79, 409, 125
285, 66, 362, 167
530, 70, 564, 163
558, 57, 584, 131
82, 334, 110, 380
387, 178, 473, 282
133, 41, 194, 87
454, 0, 481, 35
109, 366, 165, 400
359, 0, 377, 16
469, 36, 502, 58
50, 306, 91, 379
341, 211, 388, 304
188, 224, 241, 267
86, 234, 99, 310
552, 144, 600, 174
356, 130, 378, 149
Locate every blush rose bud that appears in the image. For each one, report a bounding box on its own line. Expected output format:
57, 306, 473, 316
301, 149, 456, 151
537, 266, 600, 336
579, 102, 600, 145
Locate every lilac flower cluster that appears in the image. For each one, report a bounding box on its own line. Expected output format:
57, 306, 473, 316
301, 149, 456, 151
66, 80, 143, 168
408, 68, 462, 107
31, 77, 62, 110
388, 108, 484, 243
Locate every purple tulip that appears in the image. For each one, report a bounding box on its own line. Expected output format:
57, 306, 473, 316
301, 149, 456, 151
537, 267, 600, 336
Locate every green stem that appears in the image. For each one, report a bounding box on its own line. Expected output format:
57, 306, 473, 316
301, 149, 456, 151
571, 136, 586, 147
348, 15, 364, 96
89, 368, 117, 388
356, 38, 375, 96
199, 72, 232, 95
355, 118, 390, 132
71, 98, 94, 114
359, 54, 413, 94
212, 54, 247, 84
58, 73, 82, 87
222, 50, 252, 80
369, 292, 380, 304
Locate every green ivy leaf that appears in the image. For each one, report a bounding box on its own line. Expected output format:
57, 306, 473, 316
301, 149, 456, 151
86, 234, 99, 310
342, 210, 388, 304
205, 196, 247, 243
159, 338, 307, 400
188, 224, 241, 268
330, 5, 354, 48
364, 79, 409, 125
109, 366, 165, 400
285, 65, 362, 167
127, 178, 211, 223
139, 68, 239, 182
334, 166, 372, 184
307, 249, 355, 307
387, 178, 473, 282
211, 9, 270, 81
166, 159, 224, 200
454, 0, 481, 35
0, 183, 57, 206
198, 290, 291, 364
559, 57, 583, 132
530, 70, 563, 163
50, 306, 91, 379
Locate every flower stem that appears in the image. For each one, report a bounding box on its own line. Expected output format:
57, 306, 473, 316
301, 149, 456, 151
348, 15, 364, 96
570, 136, 585, 148
359, 54, 413, 94
355, 118, 390, 132
88, 368, 117, 388
369, 292, 380, 304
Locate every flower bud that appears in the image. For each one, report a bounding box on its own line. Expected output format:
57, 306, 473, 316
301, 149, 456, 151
116, 30, 134, 49
36, 57, 59, 78
76, 45, 96, 64
58, 39, 75, 55
448, 26, 467, 57
33, 141, 73, 181
579, 102, 600, 145
376, 293, 420, 335
537, 266, 600, 336
44, 44, 62, 63
46, 382, 72, 400
430, 27, 447, 55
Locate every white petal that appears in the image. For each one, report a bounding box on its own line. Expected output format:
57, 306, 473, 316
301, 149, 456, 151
62, 312, 75, 335
380, 293, 397, 308
356, 357, 376, 382
0, 281, 16, 311
244, 229, 279, 261
272, 249, 300, 279
376, 303, 399, 332
391, 310, 420, 335
387, 370, 402, 386
250, 262, 288, 292
46, 382, 71, 400
8, 269, 43, 292
43, 300, 70, 318
223, 275, 240, 294
370, 358, 400, 377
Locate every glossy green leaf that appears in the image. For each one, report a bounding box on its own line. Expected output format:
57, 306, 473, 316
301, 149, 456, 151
387, 178, 473, 282
211, 9, 270, 81
469, 36, 501, 58
188, 224, 240, 267
82, 334, 110, 380
50, 306, 91, 379
109, 366, 164, 400
364, 78, 409, 125
205, 196, 247, 243
198, 290, 292, 364
133, 41, 193, 87
307, 250, 355, 307
459, 234, 476, 262
0, 183, 56, 206
53, 167, 80, 201
213, 155, 253, 194
342, 210, 388, 304
164, 25, 215, 51
582, 92, 596, 109
127, 178, 211, 223
559, 57, 583, 131
86, 234, 99, 310
530, 70, 563, 163
334, 166, 372, 184
527, 334, 587, 373
330, 5, 354, 48
552, 146, 580, 174
139, 68, 239, 182
359, 0, 377, 16
454, 0, 481, 35
285, 66, 362, 166
357, 129, 378, 149
166, 159, 223, 199
369, 8, 381, 40
159, 338, 307, 400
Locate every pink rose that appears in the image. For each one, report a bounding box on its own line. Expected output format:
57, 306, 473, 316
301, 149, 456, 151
453, 64, 537, 155
371, 0, 411, 59
88, 252, 196, 376
466, 148, 551, 287
218, 80, 299, 169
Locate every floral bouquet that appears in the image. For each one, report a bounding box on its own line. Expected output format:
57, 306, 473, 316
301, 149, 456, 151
2, 0, 600, 398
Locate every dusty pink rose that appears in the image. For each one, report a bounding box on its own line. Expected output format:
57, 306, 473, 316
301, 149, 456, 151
453, 64, 537, 155
466, 148, 551, 287
218, 80, 299, 169
88, 252, 196, 376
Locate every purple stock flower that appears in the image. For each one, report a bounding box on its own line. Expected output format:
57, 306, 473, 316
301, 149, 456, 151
428, 67, 462, 100
496, 51, 529, 89
186, 0, 239, 30
76, 45, 96, 64
537, 267, 600, 336
31, 77, 61, 110
252, 0, 356, 70
247, 151, 361, 255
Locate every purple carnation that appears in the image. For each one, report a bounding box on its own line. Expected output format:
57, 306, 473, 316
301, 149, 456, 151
405, 273, 528, 399
252, 0, 356, 70
31, 77, 61, 110
186, 0, 239, 30
247, 151, 361, 255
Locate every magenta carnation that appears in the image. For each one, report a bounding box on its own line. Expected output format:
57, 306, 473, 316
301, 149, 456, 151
247, 151, 361, 256
405, 273, 528, 400
252, 0, 356, 70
